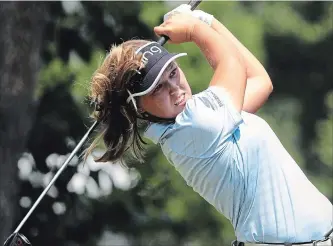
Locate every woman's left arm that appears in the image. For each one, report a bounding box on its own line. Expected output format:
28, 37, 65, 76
210, 18, 273, 113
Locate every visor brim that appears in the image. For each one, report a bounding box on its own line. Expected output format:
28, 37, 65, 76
126, 52, 187, 103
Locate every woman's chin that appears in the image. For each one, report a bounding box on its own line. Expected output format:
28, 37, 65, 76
173, 105, 186, 117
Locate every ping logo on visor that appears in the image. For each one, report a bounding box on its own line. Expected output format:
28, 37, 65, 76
126, 41, 187, 111
141, 45, 162, 66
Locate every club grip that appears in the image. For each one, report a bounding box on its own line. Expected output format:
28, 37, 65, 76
157, 0, 202, 46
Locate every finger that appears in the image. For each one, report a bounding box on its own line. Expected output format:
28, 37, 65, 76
154, 27, 176, 44
159, 21, 168, 27
167, 39, 177, 44
154, 25, 170, 36
156, 20, 169, 29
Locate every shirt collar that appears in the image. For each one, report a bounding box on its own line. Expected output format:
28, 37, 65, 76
143, 122, 172, 144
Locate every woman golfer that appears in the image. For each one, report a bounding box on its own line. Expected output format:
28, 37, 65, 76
86, 6, 333, 246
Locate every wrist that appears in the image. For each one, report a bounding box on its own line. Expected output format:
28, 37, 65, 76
190, 20, 210, 42
192, 10, 214, 27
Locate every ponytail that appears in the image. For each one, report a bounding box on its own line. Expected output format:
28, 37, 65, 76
84, 40, 151, 164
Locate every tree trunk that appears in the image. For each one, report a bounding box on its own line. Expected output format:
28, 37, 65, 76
0, 2, 47, 242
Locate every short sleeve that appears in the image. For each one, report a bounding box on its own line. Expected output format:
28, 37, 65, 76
201, 85, 243, 126
162, 86, 243, 159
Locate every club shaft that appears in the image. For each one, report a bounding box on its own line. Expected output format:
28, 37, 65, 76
188, 0, 202, 10
14, 121, 99, 233
324, 227, 333, 238
11, 0, 202, 236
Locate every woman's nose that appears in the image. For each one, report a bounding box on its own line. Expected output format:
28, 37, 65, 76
168, 79, 179, 93
169, 81, 179, 95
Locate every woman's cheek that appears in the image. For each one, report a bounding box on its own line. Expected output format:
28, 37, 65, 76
156, 97, 168, 109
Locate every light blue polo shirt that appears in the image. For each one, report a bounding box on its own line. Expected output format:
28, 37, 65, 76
144, 86, 333, 243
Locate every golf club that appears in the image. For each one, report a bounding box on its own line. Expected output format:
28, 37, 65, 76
3, 0, 202, 245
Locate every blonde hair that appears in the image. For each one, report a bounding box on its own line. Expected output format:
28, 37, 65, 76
84, 39, 151, 164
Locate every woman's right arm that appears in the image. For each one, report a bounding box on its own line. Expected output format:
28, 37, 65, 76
155, 14, 247, 112
191, 21, 247, 112
209, 18, 273, 114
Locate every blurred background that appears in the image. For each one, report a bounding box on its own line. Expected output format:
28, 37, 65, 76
0, 1, 332, 246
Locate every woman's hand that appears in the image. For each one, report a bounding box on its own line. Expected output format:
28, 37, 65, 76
163, 4, 214, 27
154, 13, 201, 44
